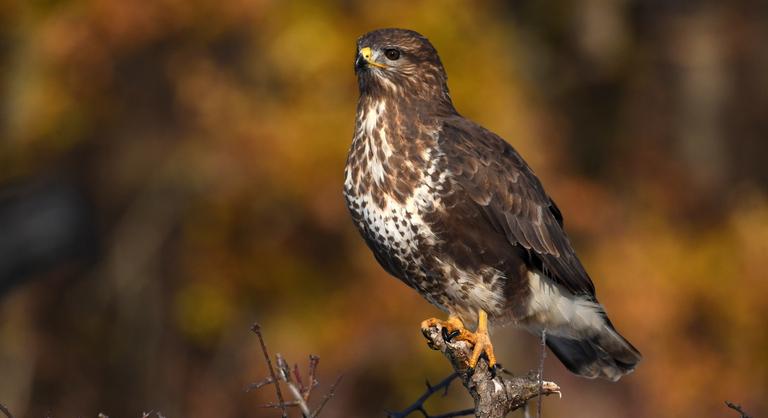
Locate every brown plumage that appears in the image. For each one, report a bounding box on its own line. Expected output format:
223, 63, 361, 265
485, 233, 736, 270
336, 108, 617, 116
344, 28, 641, 380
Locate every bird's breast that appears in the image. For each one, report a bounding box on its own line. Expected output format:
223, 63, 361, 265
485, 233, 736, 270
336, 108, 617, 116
344, 101, 448, 283
343, 146, 444, 259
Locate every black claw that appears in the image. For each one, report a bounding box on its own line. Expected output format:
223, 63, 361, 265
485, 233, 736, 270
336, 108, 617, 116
441, 327, 461, 342
466, 366, 475, 377
490, 363, 502, 379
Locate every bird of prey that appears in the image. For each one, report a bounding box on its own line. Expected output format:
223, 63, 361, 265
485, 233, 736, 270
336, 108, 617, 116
343, 28, 641, 381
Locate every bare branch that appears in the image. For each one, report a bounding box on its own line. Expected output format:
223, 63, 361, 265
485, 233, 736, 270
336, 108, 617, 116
276, 354, 292, 383
387, 373, 461, 418
310, 374, 343, 418
275, 353, 312, 416
416, 323, 561, 418
245, 376, 276, 392
285, 382, 311, 416
248, 324, 342, 418
293, 363, 306, 395
536, 329, 547, 418
0, 403, 14, 418
258, 401, 303, 409
304, 355, 320, 401
725, 401, 753, 418
428, 409, 475, 418
251, 323, 288, 418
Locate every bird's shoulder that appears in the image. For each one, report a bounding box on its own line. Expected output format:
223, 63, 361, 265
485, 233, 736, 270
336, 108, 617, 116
436, 115, 552, 213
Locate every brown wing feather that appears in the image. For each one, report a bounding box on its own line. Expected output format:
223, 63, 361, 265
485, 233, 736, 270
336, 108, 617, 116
440, 117, 596, 296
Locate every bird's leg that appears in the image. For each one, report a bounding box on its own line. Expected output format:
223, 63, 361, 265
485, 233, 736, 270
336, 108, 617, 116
466, 309, 497, 370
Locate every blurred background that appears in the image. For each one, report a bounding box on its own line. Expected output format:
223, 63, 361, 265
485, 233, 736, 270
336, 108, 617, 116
0, 0, 766, 417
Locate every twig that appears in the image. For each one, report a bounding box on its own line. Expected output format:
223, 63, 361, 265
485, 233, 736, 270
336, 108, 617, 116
245, 376, 276, 392
293, 364, 305, 395
251, 323, 288, 418
386, 373, 462, 418
277, 354, 312, 417
310, 374, 343, 418
537, 329, 547, 418
725, 401, 752, 418
0, 403, 14, 418
248, 324, 342, 417
259, 401, 303, 409
426, 409, 475, 418
304, 355, 320, 401
418, 323, 561, 418
276, 354, 292, 383
285, 382, 311, 416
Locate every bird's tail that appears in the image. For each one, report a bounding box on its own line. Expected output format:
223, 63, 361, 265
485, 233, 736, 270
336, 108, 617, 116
546, 321, 641, 381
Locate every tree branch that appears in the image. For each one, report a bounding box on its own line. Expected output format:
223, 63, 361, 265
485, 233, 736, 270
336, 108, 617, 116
310, 374, 343, 418
0, 403, 14, 418
251, 323, 288, 418
725, 401, 752, 418
248, 323, 341, 418
277, 354, 312, 417
417, 323, 561, 418
387, 373, 465, 418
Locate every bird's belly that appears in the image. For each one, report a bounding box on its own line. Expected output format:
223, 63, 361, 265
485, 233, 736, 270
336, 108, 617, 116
433, 259, 513, 325
344, 185, 446, 289
346, 190, 435, 260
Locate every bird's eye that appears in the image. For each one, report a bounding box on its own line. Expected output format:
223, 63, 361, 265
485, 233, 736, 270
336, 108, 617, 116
384, 48, 400, 60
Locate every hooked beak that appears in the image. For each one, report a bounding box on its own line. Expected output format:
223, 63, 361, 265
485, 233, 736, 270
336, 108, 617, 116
356, 47, 387, 70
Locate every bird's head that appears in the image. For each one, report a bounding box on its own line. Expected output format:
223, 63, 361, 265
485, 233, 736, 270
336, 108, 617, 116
355, 29, 452, 109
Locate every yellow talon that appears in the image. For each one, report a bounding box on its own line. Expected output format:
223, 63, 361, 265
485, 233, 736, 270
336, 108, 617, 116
421, 310, 497, 370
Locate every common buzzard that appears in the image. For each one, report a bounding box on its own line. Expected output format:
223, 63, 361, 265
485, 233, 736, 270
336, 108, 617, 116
343, 28, 641, 381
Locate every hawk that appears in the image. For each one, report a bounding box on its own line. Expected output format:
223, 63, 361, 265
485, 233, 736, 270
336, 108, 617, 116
344, 28, 641, 380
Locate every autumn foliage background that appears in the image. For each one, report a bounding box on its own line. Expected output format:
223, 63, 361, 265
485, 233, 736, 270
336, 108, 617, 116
0, 1, 766, 417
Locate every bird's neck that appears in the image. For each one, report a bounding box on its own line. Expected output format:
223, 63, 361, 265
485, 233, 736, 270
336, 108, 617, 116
353, 94, 442, 159
354, 92, 455, 138
345, 94, 448, 205
358, 82, 456, 115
